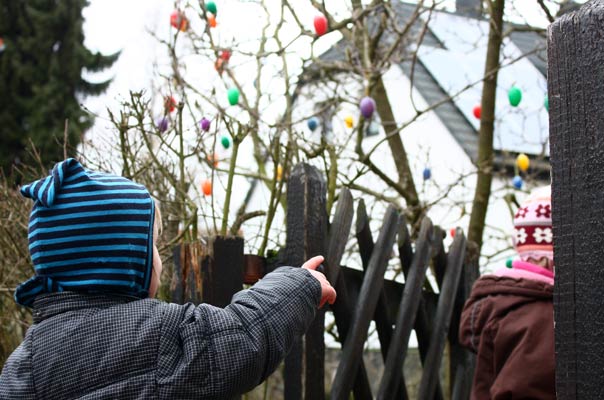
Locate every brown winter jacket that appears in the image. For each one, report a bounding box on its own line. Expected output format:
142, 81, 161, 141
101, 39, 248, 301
459, 273, 555, 400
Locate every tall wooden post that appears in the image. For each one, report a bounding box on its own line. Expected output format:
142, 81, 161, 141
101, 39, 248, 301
283, 163, 327, 400
548, 2, 604, 398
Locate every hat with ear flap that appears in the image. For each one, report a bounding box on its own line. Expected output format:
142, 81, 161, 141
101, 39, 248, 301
15, 158, 155, 307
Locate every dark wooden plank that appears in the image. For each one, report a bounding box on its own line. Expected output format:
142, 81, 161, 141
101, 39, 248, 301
431, 226, 447, 289
326, 190, 373, 399
378, 217, 434, 400
283, 163, 327, 400
398, 217, 443, 400
209, 237, 243, 307
356, 200, 406, 400
450, 241, 479, 400
330, 205, 400, 400
171, 245, 184, 304
548, 3, 604, 398
172, 242, 204, 305
417, 230, 466, 399
325, 188, 354, 284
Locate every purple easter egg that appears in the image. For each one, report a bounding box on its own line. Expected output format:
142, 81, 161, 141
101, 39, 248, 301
157, 117, 169, 133
200, 117, 211, 132
360, 96, 376, 119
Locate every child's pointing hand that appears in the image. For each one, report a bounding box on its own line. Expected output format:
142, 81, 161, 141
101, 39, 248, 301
302, 255, 337, 308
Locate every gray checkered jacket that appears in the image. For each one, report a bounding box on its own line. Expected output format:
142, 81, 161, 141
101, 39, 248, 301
0, 266, 320, 399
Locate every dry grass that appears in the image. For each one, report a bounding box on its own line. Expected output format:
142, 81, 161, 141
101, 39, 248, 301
0, 172, 34, 368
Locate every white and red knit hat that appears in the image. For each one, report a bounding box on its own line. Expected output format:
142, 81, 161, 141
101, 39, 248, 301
513, 186, 553, 265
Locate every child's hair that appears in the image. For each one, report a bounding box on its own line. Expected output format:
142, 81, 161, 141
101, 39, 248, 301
513, 186, 553, 270
154, 200, 163, 238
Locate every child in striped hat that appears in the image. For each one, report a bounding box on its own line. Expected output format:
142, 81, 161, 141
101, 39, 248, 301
1, 158, 336, 399
459, 186, 555, 399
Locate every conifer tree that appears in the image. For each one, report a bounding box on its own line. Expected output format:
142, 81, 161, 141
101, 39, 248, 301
0, 0, 118, 174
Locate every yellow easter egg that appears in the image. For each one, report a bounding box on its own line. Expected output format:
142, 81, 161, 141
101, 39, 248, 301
516, 153, 530, 172
344, 115, 354, 128
276, 165, 283, 181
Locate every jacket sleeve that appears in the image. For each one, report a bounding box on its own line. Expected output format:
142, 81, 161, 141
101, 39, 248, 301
158, 266, 321, 399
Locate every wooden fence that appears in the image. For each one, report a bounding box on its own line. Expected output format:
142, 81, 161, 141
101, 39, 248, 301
171, 162, 478, 399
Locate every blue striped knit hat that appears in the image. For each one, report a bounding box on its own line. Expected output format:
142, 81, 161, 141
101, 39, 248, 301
15, 158, 155, 307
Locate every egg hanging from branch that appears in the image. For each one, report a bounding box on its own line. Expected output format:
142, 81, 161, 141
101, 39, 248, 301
307, 117, 319, 131
508, 86, 522, 107
206, 1, 217, 15
359, 97, 376, 119
164, 96, 177, 113
156, 117, 169, 133
208, 14, 217, 28
221, 135, 231, 149
276, 165, 283, 181
200, 117, 211, 132
314, 14, 328, 36
344, 115, 354, 128
170, 10, 189, 32
512, 175, 523, 189
472, 105, 481, 119
227, 88, 240, 105
202, 180, 212, 196
423, 167, 431, 181
516, 153, 530, 172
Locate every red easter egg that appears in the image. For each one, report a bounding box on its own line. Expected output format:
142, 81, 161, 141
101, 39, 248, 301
450, 228, 456, 238
219, 50, 231, 61
208, 14, 217, 28
170, 10, 188, 32
472, 105, 481, 119
314, 15, 327, 36
202, 180, 212, 196
164, 96, 177, 113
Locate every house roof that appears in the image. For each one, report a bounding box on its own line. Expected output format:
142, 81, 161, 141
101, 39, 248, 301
301, 1, 550, 178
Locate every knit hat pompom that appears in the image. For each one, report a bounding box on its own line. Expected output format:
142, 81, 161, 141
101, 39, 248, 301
513, 185, 553, 268
15, 159, 155, 307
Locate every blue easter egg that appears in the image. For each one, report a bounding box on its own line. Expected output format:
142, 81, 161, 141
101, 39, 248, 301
307, 117, 319, 131
512, 175, 523, 189
423, 167, 431, 181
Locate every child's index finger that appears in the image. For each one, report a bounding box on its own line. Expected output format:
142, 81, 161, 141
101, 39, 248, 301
302, 255, 324, 270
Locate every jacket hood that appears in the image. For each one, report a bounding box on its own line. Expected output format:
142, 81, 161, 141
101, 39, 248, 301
15, 158, 155, 307
460, 274, 553, 351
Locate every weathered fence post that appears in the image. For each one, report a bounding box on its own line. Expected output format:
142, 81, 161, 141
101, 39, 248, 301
208, 236, 244, 307
548, 2, 604, 398
283, 163, 327, 400
171, 242, 204, 304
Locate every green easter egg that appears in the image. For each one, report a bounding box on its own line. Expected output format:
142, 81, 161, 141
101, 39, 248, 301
221, 135, 231, 149
227, 88, 239, 106
206, 1, 217, 15
508, 86, 522, 107
506, 258, 513, 269
544, 95, 549, 112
